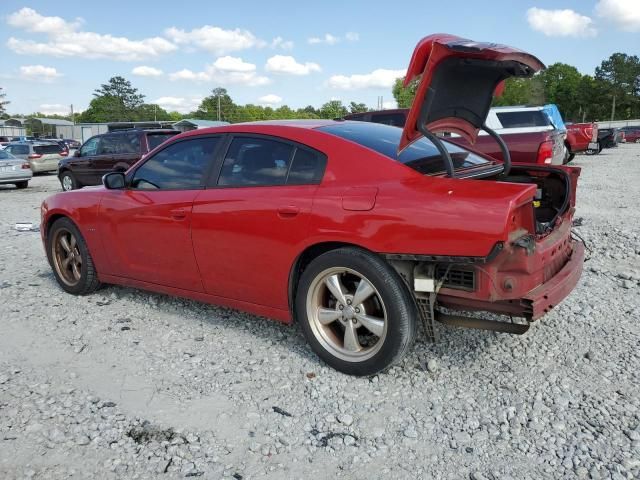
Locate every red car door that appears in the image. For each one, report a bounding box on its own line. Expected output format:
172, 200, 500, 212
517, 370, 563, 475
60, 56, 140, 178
100, 136, 222, 291
191, 136, 326, 310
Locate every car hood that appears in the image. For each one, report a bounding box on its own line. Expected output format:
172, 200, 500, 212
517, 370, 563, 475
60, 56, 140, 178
399, 34, 545, 152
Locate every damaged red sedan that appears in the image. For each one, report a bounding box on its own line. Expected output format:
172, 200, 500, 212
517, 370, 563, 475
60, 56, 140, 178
41, 35, 584, 375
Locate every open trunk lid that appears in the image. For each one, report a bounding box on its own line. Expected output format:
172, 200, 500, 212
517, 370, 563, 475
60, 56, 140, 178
399, 34, 545, 152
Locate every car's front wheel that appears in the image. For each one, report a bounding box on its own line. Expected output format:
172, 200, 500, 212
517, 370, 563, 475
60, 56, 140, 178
47, 217, 101, 295
60, 171, 79, 191
296, 247, 417, 376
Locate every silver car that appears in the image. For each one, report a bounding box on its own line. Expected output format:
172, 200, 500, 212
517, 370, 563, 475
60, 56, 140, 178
3, 141, 68, 173
0, 149, 32, 189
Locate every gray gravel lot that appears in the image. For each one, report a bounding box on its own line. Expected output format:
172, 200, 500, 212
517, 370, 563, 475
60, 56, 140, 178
0, 146, 639, 479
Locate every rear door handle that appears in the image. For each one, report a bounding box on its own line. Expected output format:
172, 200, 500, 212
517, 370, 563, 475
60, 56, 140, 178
170, 208, 187, 220
278, 205, 300, 217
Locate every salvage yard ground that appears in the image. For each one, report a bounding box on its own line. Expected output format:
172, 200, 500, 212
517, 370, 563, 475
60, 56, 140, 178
1, 146, 639, 479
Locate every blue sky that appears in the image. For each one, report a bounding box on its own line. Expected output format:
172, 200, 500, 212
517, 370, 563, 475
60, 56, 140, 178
1, 0, 638, 116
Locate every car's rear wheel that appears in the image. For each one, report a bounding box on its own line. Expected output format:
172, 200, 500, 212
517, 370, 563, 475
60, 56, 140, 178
14, 181, 28, 189
296, 247, 417, 376
47, 218, 101, 295
60, 171, 79, 191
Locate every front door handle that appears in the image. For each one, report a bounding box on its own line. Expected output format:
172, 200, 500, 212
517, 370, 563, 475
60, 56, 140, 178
278, 205, 300, 217
170, 208, 187, 220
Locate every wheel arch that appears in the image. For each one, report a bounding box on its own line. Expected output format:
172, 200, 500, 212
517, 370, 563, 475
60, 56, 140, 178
288, 241, 374, 321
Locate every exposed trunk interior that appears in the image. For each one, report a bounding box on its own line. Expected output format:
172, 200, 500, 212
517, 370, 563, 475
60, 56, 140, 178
497, 166, 570, 235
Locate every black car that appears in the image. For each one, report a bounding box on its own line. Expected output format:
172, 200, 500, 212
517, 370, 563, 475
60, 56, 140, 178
61, 138, 81, 149
597, 128, 623, 149
57, 129, 178, 191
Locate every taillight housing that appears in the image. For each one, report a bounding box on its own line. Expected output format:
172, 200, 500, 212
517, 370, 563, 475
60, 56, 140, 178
27, 153, 42, 159
536, 140, 554, 164
21, 162, 31, 169
60, 150, 68, 156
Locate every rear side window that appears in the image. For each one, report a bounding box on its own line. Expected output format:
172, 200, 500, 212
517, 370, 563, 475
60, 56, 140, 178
287, 148, 326, 184
147, 132, 178, 151
33, 144, 62, 154
119, 133, 141, 154
370, 113, 406, 127
8, 145, 29, 155
132, 137, 219, 190
496, 111, 551, 128
218, 137, 294, 186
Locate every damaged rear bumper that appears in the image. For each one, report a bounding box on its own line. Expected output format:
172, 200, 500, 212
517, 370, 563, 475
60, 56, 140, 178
523, 240, 584, 320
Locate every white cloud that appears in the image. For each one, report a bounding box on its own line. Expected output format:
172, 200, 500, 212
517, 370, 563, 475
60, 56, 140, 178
169, 58, 269, 86
6, 8, 176, 61
258, 94, 282, 105
19, 65, 62, 82
382, 100, 398, 109
213, 56, 256, 72
165, 25, 264, 55
345, 32, 360, 42
132, 65, 163, 77
265, 55, 321, 75
526, 7, 597, 37
308, 33, 340, 45
7, 7, 80, 34
39, 103, 70, 115
596, 0, 640, 32
328, 68, 406, 90
153, 96, 203, 114
270, 36, 293, 50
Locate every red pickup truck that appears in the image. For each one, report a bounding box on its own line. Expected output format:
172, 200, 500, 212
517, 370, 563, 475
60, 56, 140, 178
565, 122, 599, 159
345, 106, 567, 165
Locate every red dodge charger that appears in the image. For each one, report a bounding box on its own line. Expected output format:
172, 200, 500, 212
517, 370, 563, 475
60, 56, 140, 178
41, 35, 584, 375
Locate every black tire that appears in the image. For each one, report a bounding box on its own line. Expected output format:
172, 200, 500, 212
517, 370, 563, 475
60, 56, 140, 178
14, 181, 28, 189
47, 217, 101, 295
295, 247, 417, 376
59, 171, 79, 191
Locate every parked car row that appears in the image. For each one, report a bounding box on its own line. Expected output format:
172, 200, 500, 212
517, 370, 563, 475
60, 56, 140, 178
0, 148, 32, 188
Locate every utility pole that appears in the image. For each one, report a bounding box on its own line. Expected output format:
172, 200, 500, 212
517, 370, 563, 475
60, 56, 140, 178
154, 104, 157, 121
610, 95, 616, 121
217, 94, 221, 121
70, 104, 74, 124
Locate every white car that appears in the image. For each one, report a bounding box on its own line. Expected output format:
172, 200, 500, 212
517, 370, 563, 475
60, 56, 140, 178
0, 149, 32, 189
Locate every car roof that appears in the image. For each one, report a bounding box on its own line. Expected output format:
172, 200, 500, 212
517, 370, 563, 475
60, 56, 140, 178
182, 119, 350, 137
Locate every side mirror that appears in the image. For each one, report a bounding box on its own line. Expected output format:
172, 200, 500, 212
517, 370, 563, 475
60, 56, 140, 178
103, 172, 125, 190
74, 150, 81, 157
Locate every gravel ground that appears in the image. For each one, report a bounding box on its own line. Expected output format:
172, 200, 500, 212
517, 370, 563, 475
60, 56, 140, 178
0, 145, 639, 480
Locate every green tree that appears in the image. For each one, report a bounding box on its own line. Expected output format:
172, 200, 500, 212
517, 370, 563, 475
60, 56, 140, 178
349, 101, 368, 114
134, 104, 172, 121
319, 100, 348, 119
78, 95, 127, 122
94, 76, 145, 110
0, 87, 9, 116
195, 87, 236, 121
595, 53, 640, 119
538, 63, 582, 120
392, 77, 418, 108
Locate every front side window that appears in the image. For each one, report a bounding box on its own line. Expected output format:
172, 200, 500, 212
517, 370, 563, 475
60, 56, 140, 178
218, 137, 294, 186
80, 137, 100, 157
131, 137, 219, 190
97, 136, 119, 155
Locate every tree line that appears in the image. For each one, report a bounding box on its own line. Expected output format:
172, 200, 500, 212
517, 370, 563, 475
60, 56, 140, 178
392, 52, 640, 122
1, 50, 638, 124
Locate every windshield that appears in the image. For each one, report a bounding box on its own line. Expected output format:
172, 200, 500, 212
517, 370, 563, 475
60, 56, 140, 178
496, 111, 552, 128
318, 122, 490, 175
147, 132, 178, 150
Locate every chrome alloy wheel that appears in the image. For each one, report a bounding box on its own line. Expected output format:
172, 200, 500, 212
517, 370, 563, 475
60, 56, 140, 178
306, 267, 388, 362
62, 175, 73, 191
52, 228, 82, 286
